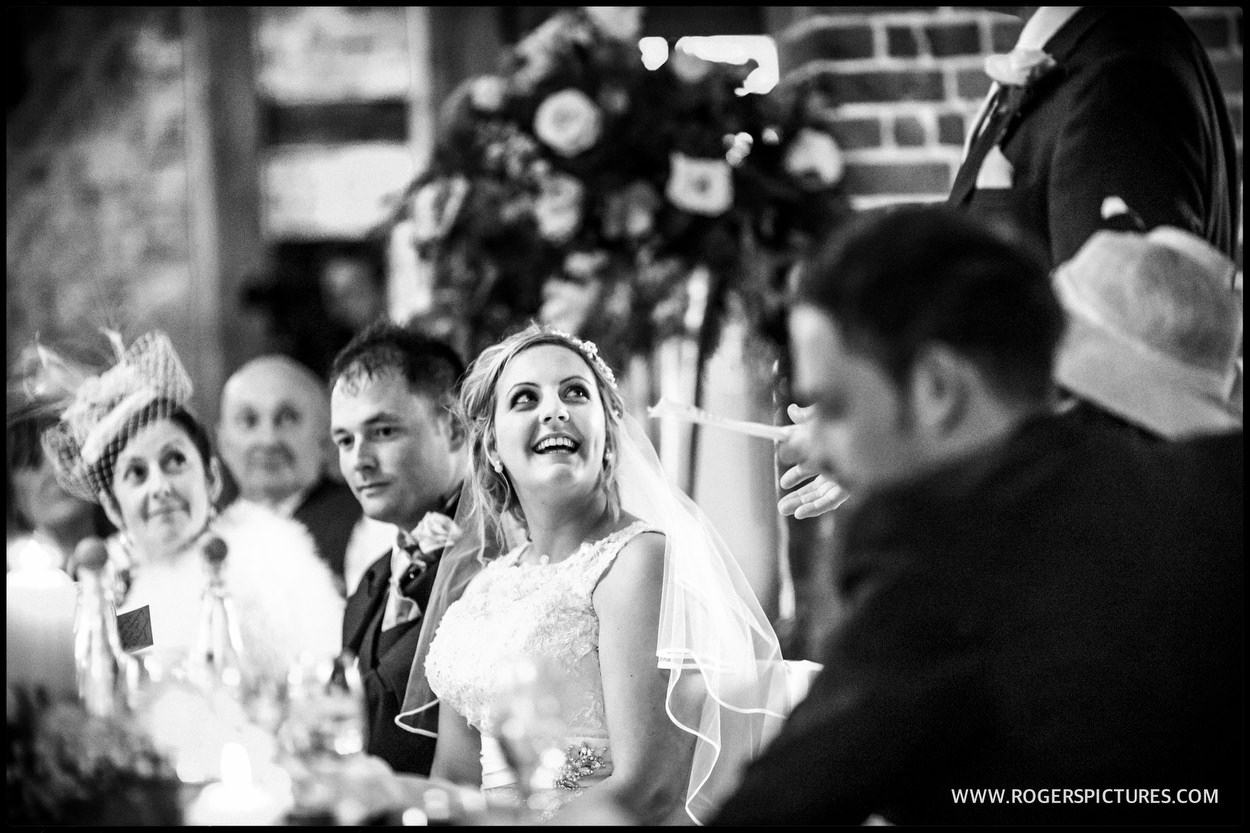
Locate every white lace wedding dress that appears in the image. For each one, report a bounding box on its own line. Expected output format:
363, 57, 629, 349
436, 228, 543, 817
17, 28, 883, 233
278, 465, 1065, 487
425, 519, 656, 816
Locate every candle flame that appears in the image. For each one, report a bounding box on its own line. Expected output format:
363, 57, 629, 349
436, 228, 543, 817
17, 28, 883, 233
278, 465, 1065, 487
8, 538, 71, 582
220, 741, 253, 789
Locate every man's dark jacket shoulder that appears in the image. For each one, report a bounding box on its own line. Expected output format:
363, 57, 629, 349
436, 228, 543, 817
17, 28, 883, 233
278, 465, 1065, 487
713, 418, 1242, 825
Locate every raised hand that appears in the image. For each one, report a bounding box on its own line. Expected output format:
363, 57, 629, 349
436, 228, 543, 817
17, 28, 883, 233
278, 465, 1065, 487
776, 404, 849, 519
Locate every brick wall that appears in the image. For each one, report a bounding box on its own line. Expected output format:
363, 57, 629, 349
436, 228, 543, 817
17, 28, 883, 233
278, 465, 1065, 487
773, 6, 1244, 223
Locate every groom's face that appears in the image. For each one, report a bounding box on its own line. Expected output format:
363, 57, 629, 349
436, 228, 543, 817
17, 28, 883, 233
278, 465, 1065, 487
331, 370, 461, 531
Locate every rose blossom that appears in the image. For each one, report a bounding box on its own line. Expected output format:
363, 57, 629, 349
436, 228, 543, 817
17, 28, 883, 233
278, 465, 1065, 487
534, 88, 603, 158
540, 277, 602, 336
603, 181, 660, 240
666, 153, 733, 217
584, 7, 644, 42
534, 173, 585, 243
597, 84, 631, 116
564, 250, 610, 281
469, 76, 508, 112
783, 128, 845, 189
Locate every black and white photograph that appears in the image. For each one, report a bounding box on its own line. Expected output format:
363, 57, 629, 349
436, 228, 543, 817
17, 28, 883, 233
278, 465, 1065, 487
6, 6, 1242, 826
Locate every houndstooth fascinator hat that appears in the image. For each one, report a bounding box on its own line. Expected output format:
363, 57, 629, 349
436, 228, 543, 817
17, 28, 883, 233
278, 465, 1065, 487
42, 331, 194, 502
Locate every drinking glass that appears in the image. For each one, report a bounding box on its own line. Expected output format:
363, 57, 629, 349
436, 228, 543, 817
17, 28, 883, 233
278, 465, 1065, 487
493, 654, 569, 818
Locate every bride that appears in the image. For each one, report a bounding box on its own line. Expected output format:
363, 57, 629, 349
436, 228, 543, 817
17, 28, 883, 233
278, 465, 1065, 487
413, 324, 791, 824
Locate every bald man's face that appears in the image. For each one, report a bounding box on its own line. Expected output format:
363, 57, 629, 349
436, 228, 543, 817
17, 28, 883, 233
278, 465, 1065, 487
218, 360, 329, 505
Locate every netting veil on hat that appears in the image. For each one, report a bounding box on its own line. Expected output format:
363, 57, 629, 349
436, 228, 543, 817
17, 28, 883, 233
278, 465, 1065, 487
42, 331, 193, 503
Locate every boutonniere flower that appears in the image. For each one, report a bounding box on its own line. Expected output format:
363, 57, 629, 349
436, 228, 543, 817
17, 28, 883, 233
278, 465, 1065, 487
412, 511, 462, 556
666, 153, 733, 217
533, 88, 603, 158
984, 47, 1058, 89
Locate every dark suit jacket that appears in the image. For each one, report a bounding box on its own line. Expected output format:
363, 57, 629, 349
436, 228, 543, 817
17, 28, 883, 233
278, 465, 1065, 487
342, 547, 438, 775
293, 478, 362, 594
340, 492, 468, 776
713, 416, 1243, 825
950, 7, 1239, 266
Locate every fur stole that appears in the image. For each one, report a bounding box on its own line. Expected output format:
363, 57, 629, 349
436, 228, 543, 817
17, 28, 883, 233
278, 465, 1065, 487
117, 501, 344, 682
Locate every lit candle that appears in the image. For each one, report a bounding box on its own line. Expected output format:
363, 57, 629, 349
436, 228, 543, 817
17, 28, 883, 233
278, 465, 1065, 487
6, 557, 78, 698
185, 742, 289, 826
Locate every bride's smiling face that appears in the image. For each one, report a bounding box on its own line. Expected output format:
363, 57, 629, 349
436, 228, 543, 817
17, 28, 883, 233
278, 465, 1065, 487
492, 344, 607, 498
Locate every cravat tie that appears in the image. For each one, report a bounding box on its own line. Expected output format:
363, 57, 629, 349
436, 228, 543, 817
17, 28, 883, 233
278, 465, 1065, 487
384, 531, 438, 630
952, 47, 1058, 203
950, 85, 1012, 200
383, 513, 463, 630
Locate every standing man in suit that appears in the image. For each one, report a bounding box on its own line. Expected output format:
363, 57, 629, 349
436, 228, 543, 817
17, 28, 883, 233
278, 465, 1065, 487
218, 355, 391, 595
708, 206, 1242, 824
951, 7, 1239, 266
330, 320, 476, 776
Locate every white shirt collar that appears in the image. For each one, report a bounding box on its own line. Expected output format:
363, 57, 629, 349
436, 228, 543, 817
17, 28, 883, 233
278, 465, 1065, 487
1016, 7, 1082, 51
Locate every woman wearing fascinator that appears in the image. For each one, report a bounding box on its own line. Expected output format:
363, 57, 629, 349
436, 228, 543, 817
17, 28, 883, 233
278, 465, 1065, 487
41, 331, 342, 680
416, 324, 792, 824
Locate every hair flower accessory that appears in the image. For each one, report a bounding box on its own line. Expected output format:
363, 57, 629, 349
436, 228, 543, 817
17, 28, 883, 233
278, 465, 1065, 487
388, 6, 853, 368
548, 328, 618, 389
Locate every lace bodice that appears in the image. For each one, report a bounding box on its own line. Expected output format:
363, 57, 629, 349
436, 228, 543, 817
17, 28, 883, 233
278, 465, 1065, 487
426, 520, 654, 741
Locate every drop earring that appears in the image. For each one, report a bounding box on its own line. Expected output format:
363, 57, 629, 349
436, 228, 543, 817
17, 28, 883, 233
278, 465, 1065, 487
491, 458, 503, 473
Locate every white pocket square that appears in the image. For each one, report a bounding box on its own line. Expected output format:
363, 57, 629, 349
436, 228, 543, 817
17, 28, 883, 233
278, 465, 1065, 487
975, 145, 1015, 190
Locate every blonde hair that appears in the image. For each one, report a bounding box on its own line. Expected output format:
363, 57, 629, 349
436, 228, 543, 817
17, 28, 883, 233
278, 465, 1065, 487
459, 323, 625, 552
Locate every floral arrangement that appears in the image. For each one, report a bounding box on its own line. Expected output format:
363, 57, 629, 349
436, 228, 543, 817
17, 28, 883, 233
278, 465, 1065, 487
393, 6, 853, 368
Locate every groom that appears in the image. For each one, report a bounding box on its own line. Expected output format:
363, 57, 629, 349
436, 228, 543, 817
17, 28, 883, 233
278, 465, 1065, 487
331, 320, 477, 776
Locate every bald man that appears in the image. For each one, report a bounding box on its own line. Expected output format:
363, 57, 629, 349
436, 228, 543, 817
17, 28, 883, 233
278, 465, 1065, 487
218, 355, 392, 594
